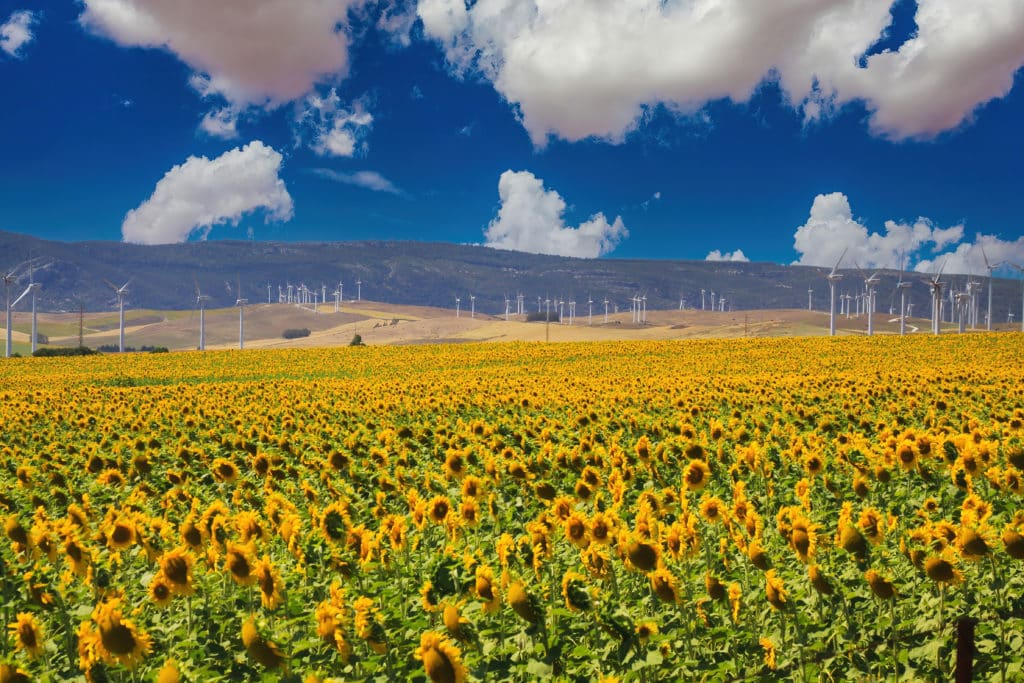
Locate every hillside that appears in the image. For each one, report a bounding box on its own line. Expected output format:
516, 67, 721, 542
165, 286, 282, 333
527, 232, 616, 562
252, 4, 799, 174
2, 230, 1020, 322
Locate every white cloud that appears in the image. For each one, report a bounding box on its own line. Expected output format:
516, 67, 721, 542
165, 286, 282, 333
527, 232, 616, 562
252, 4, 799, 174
915, 234, 1024, 276
80, 1, 361, 107
122, 141, 293, 245
298, 89, 374, 157
1, 10, 37, 58
310, 168, 404, 195
418, 0, 1024, 145
483, 170, 627, 258
792, 192, 966, 270
791, 191, 1024, 276
199, 107, 239, 139
706, 249, 749, 263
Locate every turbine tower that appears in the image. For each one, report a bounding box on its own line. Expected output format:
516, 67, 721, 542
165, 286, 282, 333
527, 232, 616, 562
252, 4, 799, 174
11, 277, 42, 354
808, 288, 812, 311
588, 297, 593, 326
3, 268, 18, 358
603, 298, 609, 324
895, 256, 911, 336
855, 263, 880, 336
826, 248, 847, 337
981, 247, 1001, 332
455, 297, 461, 317
356, 279, 362, 301
235, 277, 247, 350
195, 280, 211, 351
1011, 263, 1024, 333
104, 278, 131, 352
927, 262, 946, 335
470, 295, 476, 319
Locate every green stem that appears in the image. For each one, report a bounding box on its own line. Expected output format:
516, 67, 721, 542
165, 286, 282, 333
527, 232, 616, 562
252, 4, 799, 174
890, 598, 898, 683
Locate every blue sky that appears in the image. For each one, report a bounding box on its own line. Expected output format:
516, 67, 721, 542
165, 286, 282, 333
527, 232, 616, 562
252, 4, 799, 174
1, 0, 1023, 274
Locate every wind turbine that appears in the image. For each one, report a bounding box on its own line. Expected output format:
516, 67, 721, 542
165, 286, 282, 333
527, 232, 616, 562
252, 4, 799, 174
588, 297, 593, 325
855, 263, 880, 336
4, 268, 19, 358
808, 288, 813, 311
11, 276, 42, 355
470, 295, 476, 319
927, 261, 946, 335
895, 254, 911, 336
356, 279, 362, 301
504, 294, 510, 321
955, 290, 971, 334
826, 248, 847, 337
235, 276, 247, 350
981, 247, 1001, 332
701, 288, 706, 311
195, 280, 211, 351
1010, 263, 1024, 333
603, 298, 609, 323
455, 297, 461, 317
104, 278, 131, 352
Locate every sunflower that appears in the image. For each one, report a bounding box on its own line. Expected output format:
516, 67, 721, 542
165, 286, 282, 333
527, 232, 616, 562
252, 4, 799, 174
211, 458, 239, 483
838, 525, 868, 558
319, 503, 350, 543
443, 449, 466, 480
764, 570, 787, 610
507, 581, 541, 624
254, 557, 284, 610
728, 582, 742, 622
807, 564, 834, 596
865, 569, 896, 600
4, 517, 29, 547
649, 567, 680, 604
789, 517, 817, 563
924, 552, 963, 585
474, 565, 500, 612
105, 516, 136, 550
682, 460, 710, 491
589, 512, 615, 545
88, 596, 153, 669
241, 616, 286, 670
8, 612, 44, 659
699, 496, 726, 524
416, 631, 468, 683
353, 597, 387, 653
225, 542, 257, 585
148, 576, 173, 607
62, 533, 91, 577
157, 659, 180, 683
896, 441, 917, 470
1003, 527, 1024, 560
705, 572, 727, 601
760, 637, 777, 670
624, 536, 659, 572
635, 621, 658, 643
957, 527, 991, 560
159, 547, 195, 596
0, 663, 30, 683
563, 511, 590, 549
561, 571, 593, 612
428, 496, 451, 525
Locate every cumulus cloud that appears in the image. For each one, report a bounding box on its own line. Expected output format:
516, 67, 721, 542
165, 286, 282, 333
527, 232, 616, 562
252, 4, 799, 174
297, 89, 374, 157
916, 234, 1024, 276
1, 9, 37, 57
792, 191, 1024, 276
706, 249, 749, 263
310, 168, 404, 195
79, 0, 360, 107
793, 192, 965, 270
122, 141, 293, 245
418, 0, 1024, 145
199, 107, 239, 139
483, 170, 627, 258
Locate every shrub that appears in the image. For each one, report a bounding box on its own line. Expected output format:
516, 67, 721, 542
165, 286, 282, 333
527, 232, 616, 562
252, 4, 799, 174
350, 334, 364, 346
33, 346, 97, 357
282, 328, 311, 339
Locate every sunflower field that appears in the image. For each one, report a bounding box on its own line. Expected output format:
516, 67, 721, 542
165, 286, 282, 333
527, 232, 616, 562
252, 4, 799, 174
1, 334, 1023, 682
